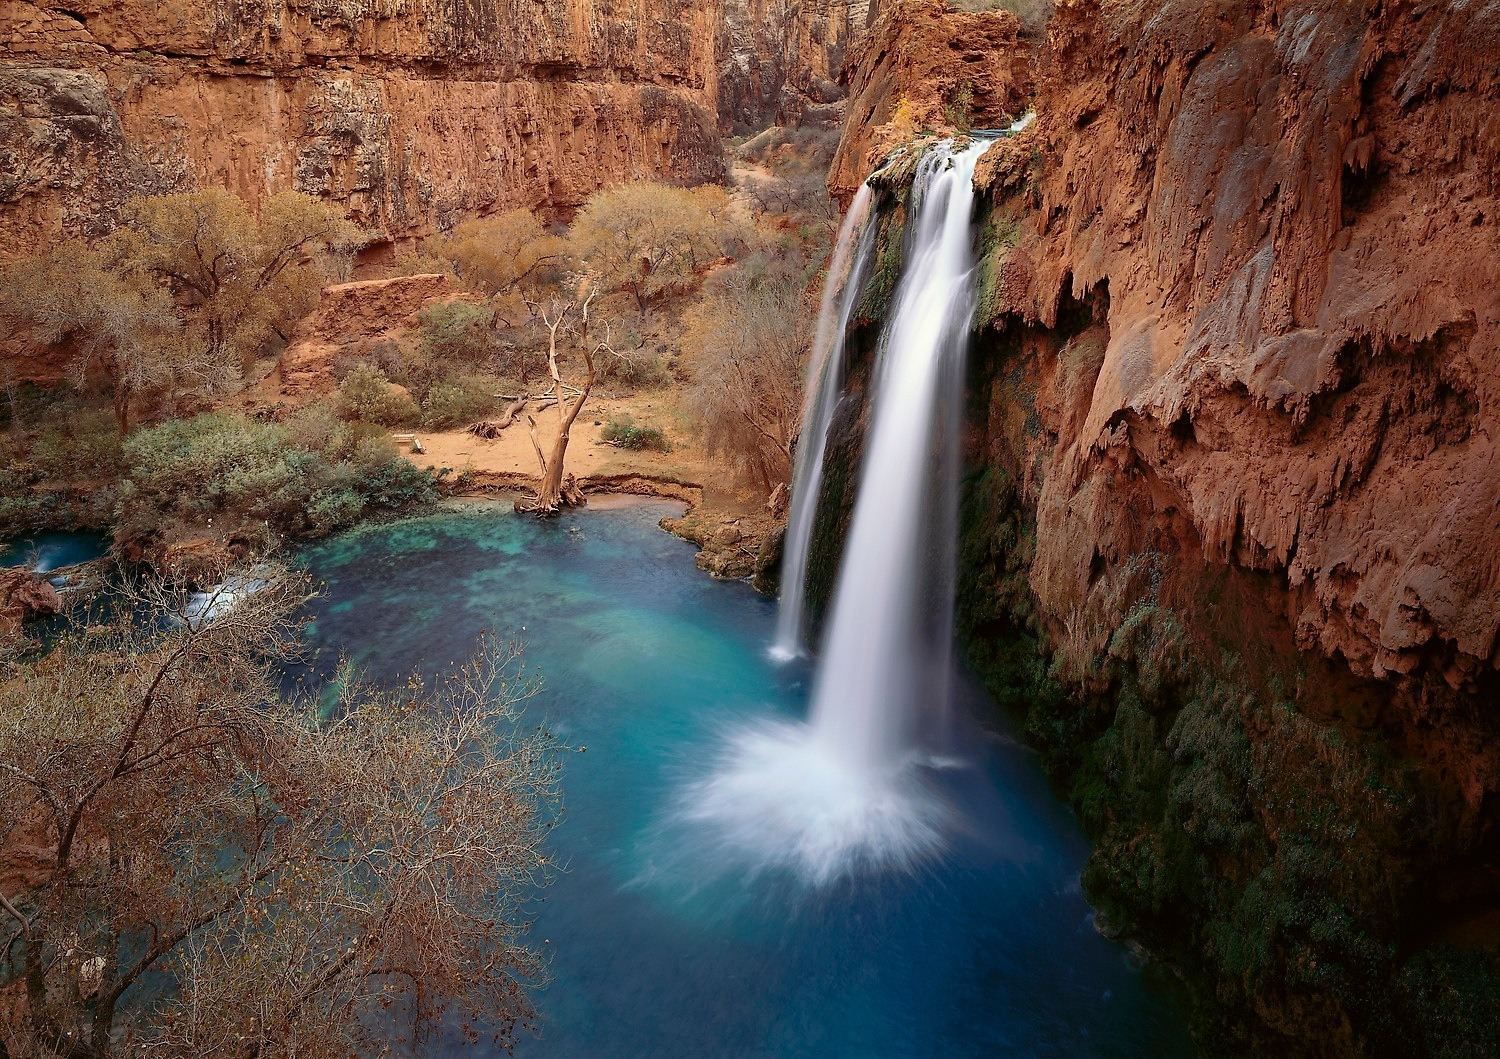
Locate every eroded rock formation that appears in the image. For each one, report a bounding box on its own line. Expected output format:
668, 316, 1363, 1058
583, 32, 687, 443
272, 272, 451, 401
827, 0, 1034, 197
825, 0, 1500, 1051
717, 0, 867, 132
0, 0, 729, 246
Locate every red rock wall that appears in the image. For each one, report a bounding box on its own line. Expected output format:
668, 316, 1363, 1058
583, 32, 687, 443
717, 0, 868, 132
981, 0, 1500, 689
0, 0, 729, 245
826, 0, 1034, 198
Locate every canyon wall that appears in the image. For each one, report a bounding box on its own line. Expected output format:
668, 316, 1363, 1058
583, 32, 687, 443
717, 0, 868, 132
0, 0, 729, 247
824, 0, 1500, 1052
827, 0, 1033, 196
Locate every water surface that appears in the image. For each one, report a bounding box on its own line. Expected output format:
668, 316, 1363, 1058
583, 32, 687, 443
0, 531, 108, 573
297, 502, 1190, 1057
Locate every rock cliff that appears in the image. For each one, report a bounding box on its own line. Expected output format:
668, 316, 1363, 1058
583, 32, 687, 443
825, 0, 1500, 1052
716, 0, 867, 132
0, 0, 729, 247
827, 0, 1033, 198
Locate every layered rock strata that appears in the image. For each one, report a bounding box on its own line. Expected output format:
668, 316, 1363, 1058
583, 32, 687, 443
0, 0, 729, 246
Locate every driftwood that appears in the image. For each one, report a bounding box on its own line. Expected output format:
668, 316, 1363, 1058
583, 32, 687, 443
468, 396, 529, 439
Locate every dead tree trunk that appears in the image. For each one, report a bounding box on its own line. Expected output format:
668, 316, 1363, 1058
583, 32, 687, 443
518, 293, 605, 517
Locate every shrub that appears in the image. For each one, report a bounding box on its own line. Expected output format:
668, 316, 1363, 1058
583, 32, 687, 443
27, 409, 123, 481
115, 411, 438, 541
600, 414, 670, 451
337, 365, 419, 426
570, 182, 745, 314
414, 300, 495, 368
426, 211, 571, 299
421, 375, 499, 430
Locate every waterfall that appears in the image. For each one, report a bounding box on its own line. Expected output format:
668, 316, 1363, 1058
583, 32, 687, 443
681, 138, 994, 885
770, 182, 877, 661
804, 138, 989, 774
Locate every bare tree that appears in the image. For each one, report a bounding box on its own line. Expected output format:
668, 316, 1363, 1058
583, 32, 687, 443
682, 262, 812, 491
517, 288, 618, 517
0, 566, 559, 1058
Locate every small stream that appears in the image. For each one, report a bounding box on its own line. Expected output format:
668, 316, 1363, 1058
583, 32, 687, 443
295, 501, 1190, 1057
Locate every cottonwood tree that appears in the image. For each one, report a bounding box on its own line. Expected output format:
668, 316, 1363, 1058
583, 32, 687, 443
0, 241, 182, 432
682, 261, 812, 490
428, 210, 571, 318
517, 288, 618, 516
0, 568, 559, 1058
569, 182, 742, 316
109, 188, 362, 370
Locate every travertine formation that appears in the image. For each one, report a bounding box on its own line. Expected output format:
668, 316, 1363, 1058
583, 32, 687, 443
0, 0, 730, 245
823, 0, 1499, 1046
980, 0, 1499, 690
827, 0, 1033, 198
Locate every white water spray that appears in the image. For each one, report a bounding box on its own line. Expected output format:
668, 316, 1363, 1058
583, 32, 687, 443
683, 138, 994, 885
770, 182, 877, 661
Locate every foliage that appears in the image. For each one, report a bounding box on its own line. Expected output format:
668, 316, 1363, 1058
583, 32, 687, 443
113, 410, 437, 541
421, 374, 500, 430
953, 432, 1499, 1054
27, 409, 125, 482
0, 572, 559, 1057
0, 241, 182, 430
600, 414, 670, 451
415, 299, 495, 363
569, 182, 743, 314
0, 190, 361, 431
108, 188, 362, 368
336, 364, 420, 426
427, 210, 571, 304
681, 258, 811, 487
735, 126, 841, 241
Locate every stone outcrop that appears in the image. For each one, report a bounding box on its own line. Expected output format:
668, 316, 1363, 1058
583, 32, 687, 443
827, 0, 1034, 198
983, 0, 1499, 691
0, 0, 729, 247
0, 567, 61, 636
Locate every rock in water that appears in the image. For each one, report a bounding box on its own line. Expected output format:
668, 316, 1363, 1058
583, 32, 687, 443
0, 569, 62, 635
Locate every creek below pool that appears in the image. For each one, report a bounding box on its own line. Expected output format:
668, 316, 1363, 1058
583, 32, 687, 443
295, 501, 1191, 1057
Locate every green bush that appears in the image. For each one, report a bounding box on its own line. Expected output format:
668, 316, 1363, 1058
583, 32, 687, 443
421, 375, 499, 430
336, 365, 419, 426
115, 410, 438, 541
28, 410, 123, 481
415, 299, 494, 366
600, 414, 670, 451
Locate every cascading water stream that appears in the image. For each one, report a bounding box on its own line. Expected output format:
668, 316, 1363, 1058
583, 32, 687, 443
769, 182, 877, 661
680, 137, 995, 885
805, 138, 990, 775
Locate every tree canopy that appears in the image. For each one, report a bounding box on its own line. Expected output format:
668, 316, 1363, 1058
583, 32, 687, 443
569, 182, 742, 314
0, 569, 558, 1057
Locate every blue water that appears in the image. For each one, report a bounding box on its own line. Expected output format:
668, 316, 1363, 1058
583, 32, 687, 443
296, 502, 1190, 1058
0, 532, 108, 573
